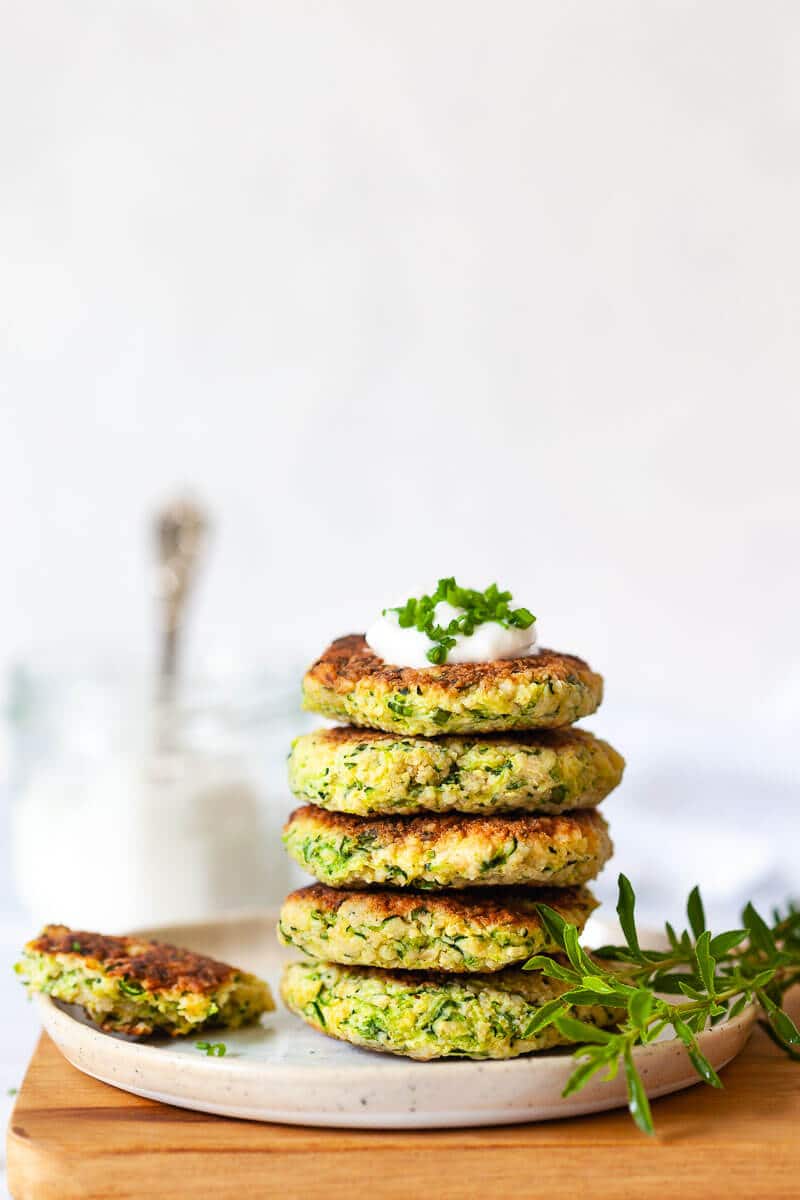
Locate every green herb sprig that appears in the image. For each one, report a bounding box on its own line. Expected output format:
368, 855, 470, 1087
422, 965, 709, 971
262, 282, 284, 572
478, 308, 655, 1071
388, 578, 535, 664
525, 875, 800, 1135
195, 1041, 227, 1057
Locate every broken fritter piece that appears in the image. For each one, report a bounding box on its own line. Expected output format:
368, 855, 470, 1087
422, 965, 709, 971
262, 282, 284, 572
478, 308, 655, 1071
15, 924, 274, 1037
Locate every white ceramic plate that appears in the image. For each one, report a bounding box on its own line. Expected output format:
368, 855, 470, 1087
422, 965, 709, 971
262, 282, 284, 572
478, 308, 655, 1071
36, 910, 757, 1129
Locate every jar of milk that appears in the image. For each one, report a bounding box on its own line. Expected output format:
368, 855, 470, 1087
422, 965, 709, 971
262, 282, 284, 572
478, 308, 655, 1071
7, 662, 301, 932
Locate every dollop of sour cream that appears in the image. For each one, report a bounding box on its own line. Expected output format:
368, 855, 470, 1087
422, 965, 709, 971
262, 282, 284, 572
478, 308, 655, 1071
365, 601, 538, 667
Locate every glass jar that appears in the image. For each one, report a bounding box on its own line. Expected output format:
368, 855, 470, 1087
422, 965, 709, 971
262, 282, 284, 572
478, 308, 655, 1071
6, 661, 307, 931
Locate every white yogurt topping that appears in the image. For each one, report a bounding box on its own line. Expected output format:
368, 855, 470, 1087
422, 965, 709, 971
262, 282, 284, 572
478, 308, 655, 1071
365, 600, 537, 667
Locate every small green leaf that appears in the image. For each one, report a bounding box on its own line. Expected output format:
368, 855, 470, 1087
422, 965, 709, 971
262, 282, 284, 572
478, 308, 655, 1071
646, 1020, 670, 1042
628, 988, 655, 1030
684, 1009, 708, 1034
521, 955, 579, 983
563, 987, 634, 1008
688, 1045, 723, 1087
743, 903, 777, 958
728, 995, 748, 1020
601, 1056, 621, 1082
673, 1017, 723, 1088
650, 971, 701, 995
521, 998, 568, 1038
759, 992, 800, 1046
694, 931, 716, 994
563, 924, 593, 975
687, 886, 706, 939
554, 1015, 616, 1045
747, 968, 777, 990
561, 1054, 611, 1097
759, 1019, 800, 1060
590, 945, 639, 963
678, 981, 707, 1001
616, 874, 643, 961
535, 903, 568, 952
623, 1045, 654, 1135
579, 974, 620, 994
708, 929, 748, 958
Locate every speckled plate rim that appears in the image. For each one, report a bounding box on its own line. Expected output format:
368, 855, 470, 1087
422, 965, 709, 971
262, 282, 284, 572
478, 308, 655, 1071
33, 909, 759, 1129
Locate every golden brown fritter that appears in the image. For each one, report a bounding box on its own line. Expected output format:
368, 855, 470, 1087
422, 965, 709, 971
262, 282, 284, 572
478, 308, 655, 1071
281, 960, 622, 1060
30, 926, 237, 994
283, 804, 612, 889
302, 635, 603, 734
288, 725, 624, 815
278, 882, 598, 972
17, 925, 274, 1037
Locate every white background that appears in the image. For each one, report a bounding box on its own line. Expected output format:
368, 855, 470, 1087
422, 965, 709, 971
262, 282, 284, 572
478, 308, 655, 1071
1, 1, 799, 1171
2, 0, 799, 723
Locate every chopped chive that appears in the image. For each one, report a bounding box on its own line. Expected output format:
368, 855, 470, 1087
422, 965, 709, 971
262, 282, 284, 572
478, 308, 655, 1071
390, 579, 536, 664
195, 1041, 227, 1056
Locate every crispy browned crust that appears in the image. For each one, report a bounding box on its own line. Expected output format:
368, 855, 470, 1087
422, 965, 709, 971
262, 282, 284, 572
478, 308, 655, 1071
285, 804, 606, 845
29, 925, 237, 994
287, 958, 610, 993
305, 635, 597, 693
309, 725, 601, 749
284, 882, 596, 927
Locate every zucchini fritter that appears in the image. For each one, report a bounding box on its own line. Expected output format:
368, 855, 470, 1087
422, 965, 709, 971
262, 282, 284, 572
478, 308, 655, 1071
278, 882, 597, 972
16, 924, 274, 1037
283, 806, 612, 890
302, 636, 603, 735
281, 959, 621, 1060
288, 726, 624, 816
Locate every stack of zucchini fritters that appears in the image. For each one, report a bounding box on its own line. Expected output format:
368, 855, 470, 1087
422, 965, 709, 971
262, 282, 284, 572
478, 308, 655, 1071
278, 634, 625, 1061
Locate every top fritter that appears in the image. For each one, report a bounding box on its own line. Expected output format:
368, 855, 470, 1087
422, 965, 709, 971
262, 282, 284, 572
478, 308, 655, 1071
302, 635, 603, 736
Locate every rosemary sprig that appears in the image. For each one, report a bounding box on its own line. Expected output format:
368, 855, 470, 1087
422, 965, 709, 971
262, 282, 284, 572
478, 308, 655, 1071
525, 875, 800, 1135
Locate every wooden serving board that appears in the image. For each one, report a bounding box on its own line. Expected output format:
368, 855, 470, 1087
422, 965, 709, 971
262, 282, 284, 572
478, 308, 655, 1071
7, 1019, 799, 1200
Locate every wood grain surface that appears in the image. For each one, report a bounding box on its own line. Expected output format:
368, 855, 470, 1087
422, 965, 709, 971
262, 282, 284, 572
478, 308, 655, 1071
7, 1012, 799, 1200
